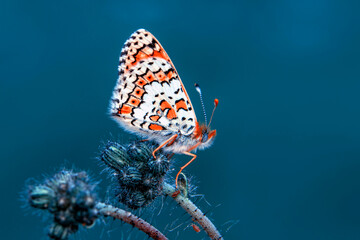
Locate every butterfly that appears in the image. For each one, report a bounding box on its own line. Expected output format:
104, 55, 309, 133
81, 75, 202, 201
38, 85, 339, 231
109, 29, 218, 187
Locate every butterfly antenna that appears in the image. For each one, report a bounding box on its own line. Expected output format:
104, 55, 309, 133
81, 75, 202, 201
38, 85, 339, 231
208, 99, 219, 127
195, 83, 207, 125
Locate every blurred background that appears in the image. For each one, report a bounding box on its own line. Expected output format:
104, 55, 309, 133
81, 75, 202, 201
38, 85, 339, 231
1, 0, 360, 239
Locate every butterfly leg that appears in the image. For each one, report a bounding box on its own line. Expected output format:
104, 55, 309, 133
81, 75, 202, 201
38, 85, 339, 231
175, 151, 197, 188
152, 134, 178, 158
167, 153, 175, 159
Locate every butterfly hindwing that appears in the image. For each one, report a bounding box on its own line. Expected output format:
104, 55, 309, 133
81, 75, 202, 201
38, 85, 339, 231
110, 29, 197, 136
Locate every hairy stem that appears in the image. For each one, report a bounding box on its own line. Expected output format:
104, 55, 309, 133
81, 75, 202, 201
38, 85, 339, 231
96, 202, 168, 240
163, 183, 223, 240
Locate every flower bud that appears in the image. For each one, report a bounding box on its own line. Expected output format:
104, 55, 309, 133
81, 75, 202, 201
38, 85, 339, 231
100, 142, 130, 170
177, 173, 189, 198
118, 166, 142, 186
29, 186, 55, 209
48, 223, 71, 240
127, 141, 152, 162
26, 170, 98, 240
100, 140, 172, 209
142, 173, 159, 188
144, 185, 162, 201
121, 189, 146, 209
148, 155, 170, 176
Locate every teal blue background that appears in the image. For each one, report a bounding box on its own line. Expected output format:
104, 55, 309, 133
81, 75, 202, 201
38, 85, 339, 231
1, 0, 360, 239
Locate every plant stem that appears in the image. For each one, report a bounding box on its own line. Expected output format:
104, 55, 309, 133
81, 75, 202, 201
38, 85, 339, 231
163, 183, 223, 240
96, 202, 168, 240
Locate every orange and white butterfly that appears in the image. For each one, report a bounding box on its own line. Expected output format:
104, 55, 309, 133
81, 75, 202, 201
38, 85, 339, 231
109, 29, 218, 187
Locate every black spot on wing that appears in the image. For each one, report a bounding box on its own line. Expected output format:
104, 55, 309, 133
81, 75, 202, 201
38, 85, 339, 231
120, 51, 127, 57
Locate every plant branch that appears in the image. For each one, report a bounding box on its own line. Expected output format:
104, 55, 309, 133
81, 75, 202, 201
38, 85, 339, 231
96, 202, 168, 240
163, 183, 223, 240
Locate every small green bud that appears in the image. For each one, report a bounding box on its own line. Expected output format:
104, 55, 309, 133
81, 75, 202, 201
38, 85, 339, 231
148, 155, 170, 176
144, 185, 162, 201
118, 166, 142, 186
29, 186, 55, 209
142, 173, 159, 188
57, 196, 70, 210
178, 173, 188, 198
76, 194, 95, 209
101, 142, 130, 170
100, 140, 172, 209
48, 223, 70, 240
26, 170, 98, 239
126, 190, 146, 209
127, 141, 152, 162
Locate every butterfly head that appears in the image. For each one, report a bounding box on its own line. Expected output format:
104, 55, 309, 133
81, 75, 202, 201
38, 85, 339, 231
200, 124, 217, 143
193, 122, 216, 149
193, 98, 219, 149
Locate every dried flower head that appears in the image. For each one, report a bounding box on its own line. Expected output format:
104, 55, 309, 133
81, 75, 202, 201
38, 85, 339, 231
100, 140, 171, 209
27, 170, 98, 240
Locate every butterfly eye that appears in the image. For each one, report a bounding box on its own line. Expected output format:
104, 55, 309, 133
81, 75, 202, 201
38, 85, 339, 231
201, 133, 208, 143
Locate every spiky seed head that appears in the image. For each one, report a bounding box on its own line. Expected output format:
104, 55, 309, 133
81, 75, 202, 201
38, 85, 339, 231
27, 170, 98, 240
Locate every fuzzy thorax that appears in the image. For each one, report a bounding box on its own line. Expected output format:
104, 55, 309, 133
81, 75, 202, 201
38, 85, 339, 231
191, 121, 216, 150
159, 121, 216, 153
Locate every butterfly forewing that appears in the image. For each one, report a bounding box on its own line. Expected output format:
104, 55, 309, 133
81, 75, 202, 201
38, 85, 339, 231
110, 29, 197, 137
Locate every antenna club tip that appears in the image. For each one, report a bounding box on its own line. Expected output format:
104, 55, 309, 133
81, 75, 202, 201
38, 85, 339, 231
195, 83, 202, 94
214, 98, 219, 107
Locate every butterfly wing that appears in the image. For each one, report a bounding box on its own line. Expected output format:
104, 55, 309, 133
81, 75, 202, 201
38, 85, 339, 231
110, 29, 197, 137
